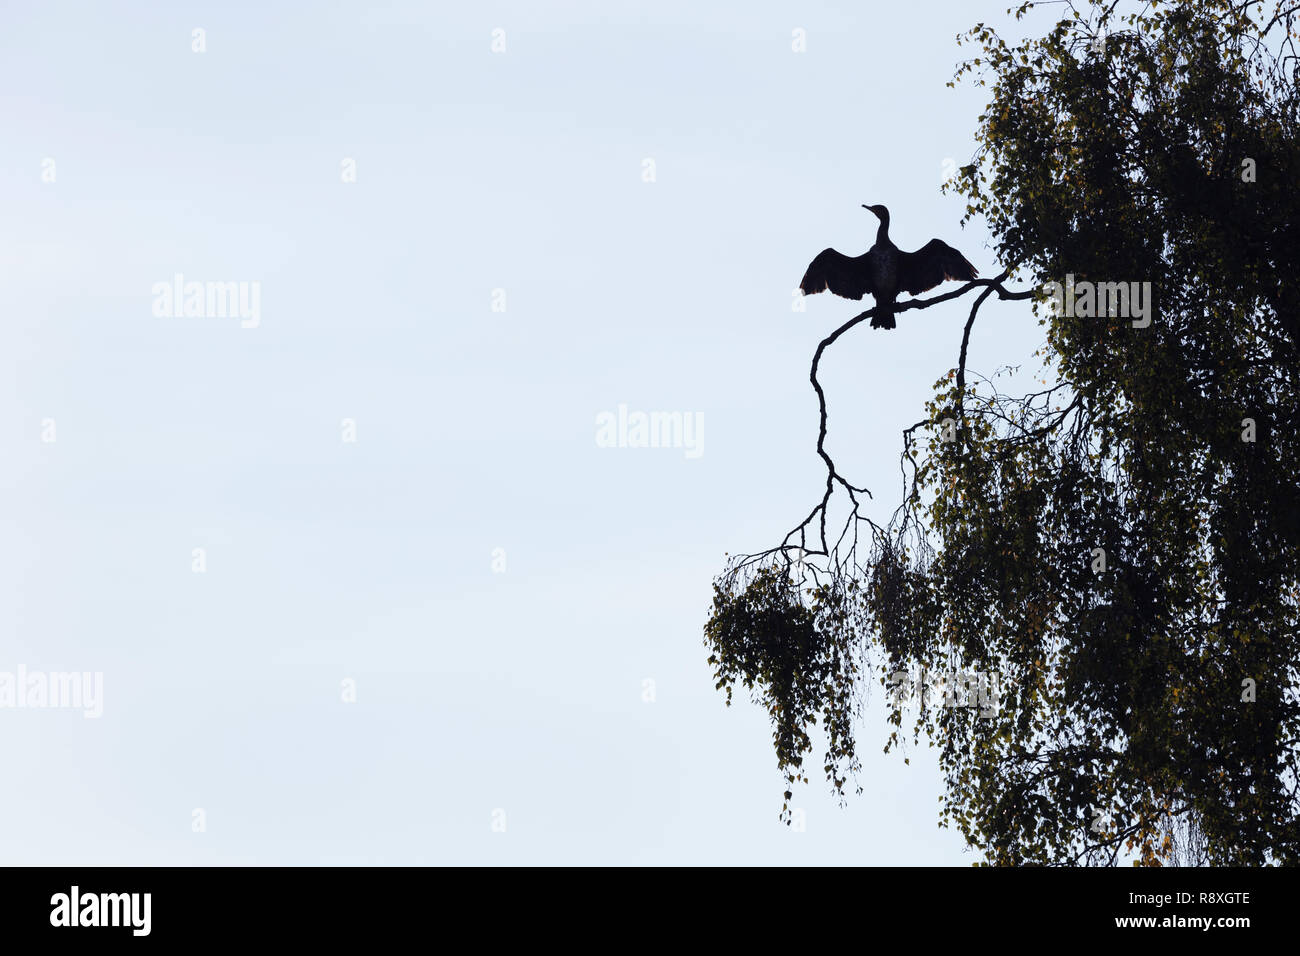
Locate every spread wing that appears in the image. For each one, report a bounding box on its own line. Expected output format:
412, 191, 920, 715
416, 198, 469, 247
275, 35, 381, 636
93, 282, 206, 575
799, 248, 875, 301
898, 239, 978, 295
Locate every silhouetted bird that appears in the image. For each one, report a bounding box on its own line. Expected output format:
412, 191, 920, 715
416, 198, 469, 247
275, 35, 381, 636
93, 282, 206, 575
799, 205, 978, 329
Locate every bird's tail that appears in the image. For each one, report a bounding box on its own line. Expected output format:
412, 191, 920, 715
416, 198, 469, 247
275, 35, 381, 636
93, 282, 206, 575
871, 306, 896, 330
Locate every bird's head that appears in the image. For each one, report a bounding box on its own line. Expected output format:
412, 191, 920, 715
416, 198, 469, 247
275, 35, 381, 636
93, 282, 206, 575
862, 204, 890, 222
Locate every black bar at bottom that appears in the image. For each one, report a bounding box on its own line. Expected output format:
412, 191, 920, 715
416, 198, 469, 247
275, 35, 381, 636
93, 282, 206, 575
0, 865, 1291, 942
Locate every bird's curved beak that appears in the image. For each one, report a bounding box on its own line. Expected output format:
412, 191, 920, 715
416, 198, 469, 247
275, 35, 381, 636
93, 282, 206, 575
862, 204, 877, 217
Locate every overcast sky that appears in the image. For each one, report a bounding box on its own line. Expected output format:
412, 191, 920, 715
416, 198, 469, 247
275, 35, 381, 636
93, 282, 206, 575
1, 0, 1042, 864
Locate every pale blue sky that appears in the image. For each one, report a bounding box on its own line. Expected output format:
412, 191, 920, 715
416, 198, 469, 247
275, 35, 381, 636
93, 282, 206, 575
1, 1, 1041, 864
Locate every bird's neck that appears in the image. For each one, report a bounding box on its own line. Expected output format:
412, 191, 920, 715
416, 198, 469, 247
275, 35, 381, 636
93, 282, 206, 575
875, 220, 891, 245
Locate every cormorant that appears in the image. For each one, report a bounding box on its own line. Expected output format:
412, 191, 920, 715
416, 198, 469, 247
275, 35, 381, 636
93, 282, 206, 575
799, 205, 978, 329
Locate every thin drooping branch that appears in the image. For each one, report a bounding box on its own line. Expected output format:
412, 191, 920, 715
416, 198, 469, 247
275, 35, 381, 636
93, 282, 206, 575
956, 284, 1000, 407
956, 271, 1041, 397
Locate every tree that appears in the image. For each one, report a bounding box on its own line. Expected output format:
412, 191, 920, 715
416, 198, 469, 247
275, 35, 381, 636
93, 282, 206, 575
705, 0, 1300, 865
